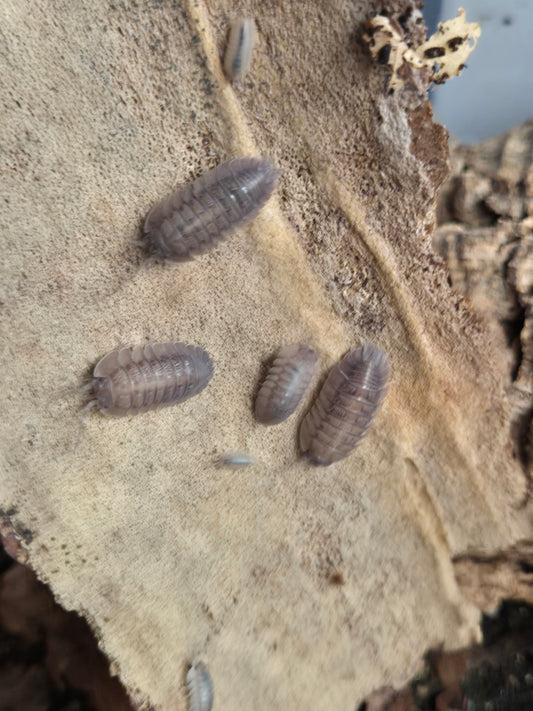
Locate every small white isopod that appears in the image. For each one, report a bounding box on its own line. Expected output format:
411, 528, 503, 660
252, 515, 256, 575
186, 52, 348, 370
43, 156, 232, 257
217, 452, 255, 468
187, 660, 213, 711
224, 18, 256, 81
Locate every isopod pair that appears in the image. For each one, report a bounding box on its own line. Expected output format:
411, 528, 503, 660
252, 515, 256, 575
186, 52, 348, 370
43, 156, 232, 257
143, 17, 264, 260
97, 160, 277, 412
255, 343, 390, 465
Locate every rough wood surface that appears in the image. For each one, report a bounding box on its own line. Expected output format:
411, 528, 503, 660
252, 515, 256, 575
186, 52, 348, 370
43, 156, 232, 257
434, 121, 533, 615
1, 1, 531, 709
434, 121, 533, 474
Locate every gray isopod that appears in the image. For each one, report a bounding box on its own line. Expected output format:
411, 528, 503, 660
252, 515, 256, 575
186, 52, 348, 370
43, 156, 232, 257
299, 344, 390, 465
88, 342, 213, 416
144, 157, 278, 262
254, 344, 318, 425
224, 18, 257, 81
187, 660, 213, 711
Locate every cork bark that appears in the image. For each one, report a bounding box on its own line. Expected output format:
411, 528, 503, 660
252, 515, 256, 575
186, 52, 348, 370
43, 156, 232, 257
1, 1, 531, 709
434, 121, 533, 614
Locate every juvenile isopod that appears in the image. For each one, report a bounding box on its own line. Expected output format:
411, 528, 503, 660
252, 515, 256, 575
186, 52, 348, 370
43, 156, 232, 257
299, 344, 390, 466
217, 452, 255, 467
144, 157, 278, 262
87, 342, 214, 416
186, 660, 213, 711
254, 344, 318, 425
224, 18, 256, 81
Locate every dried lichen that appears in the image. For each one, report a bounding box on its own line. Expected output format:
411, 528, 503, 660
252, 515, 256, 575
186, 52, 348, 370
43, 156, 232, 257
364, 6, 481, 91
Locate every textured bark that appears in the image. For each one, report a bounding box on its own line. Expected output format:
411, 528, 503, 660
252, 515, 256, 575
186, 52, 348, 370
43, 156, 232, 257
434, 121, 533, 474
1, 1, 530, 709
434, 121, 533, 616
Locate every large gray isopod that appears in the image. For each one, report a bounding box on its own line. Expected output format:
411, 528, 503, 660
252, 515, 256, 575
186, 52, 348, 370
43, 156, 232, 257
299, 344, 390, 465
144, 157, 278, 261
88, 342, 213, 416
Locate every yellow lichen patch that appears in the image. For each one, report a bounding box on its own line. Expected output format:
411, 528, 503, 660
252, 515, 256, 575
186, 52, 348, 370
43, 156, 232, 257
417, 8, 481, 84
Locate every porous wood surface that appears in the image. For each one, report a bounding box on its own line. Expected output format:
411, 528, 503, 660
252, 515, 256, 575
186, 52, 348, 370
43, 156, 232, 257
1, 1, 530, 708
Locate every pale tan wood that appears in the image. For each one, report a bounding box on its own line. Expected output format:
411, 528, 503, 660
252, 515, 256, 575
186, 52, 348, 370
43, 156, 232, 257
0, 1, 529, 709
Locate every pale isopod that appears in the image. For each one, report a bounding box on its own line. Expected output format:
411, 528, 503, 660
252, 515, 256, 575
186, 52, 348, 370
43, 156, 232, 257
299, 344, 390, 466
254, 344, 318, 425
144, 157, 278, 262
224, 18, 256, 81
217, 452, 255, 467
88, 342, 213, 416
187, 660, 213, 711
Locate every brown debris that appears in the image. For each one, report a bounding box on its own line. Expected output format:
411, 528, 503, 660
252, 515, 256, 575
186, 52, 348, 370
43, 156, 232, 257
453, 541, 533, 612
0, 555, 135, 711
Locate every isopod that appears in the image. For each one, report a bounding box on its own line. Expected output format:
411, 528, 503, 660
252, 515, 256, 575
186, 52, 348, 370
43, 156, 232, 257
217, 452, 255, 467
299, 344, 390, 466
254, 344, 318, 425
144, 157, 278, 262
224, 18, 256, 81
88, 342, 214, 416
187, 660, 213, 711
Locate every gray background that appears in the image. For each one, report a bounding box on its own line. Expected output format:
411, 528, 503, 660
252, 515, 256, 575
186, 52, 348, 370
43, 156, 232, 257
425, 0, 533, 144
